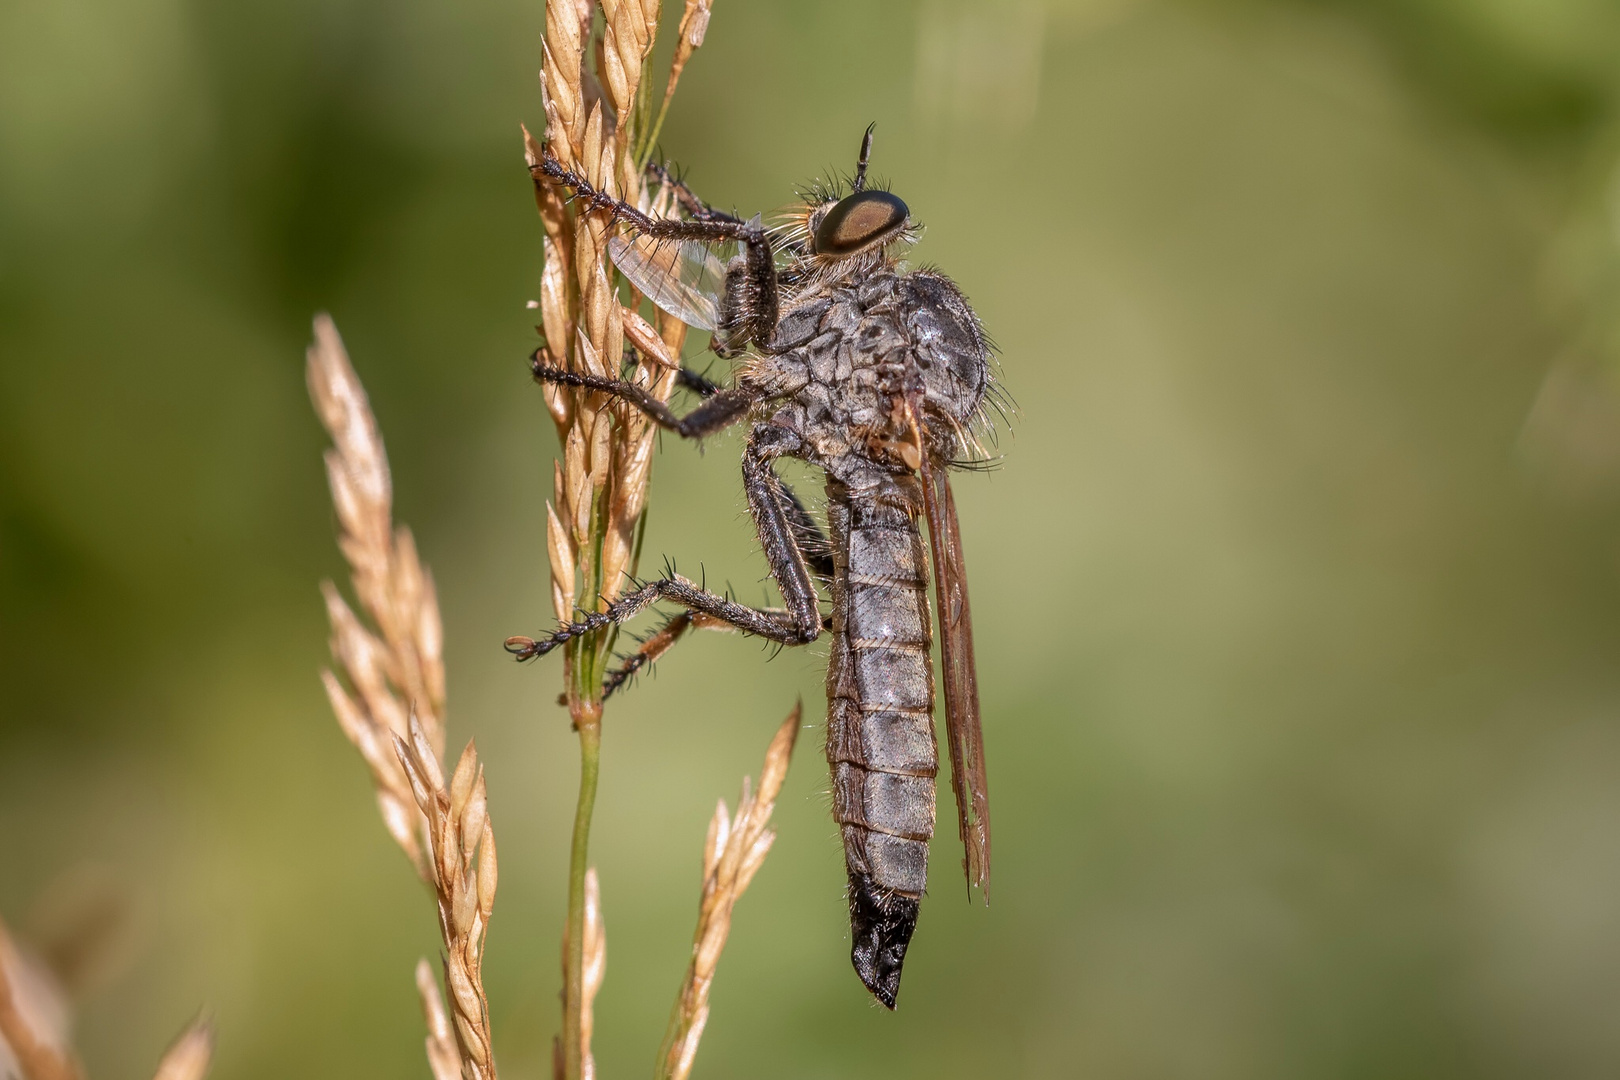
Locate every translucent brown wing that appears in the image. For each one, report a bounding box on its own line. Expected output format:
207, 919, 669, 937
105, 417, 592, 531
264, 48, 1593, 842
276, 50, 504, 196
607, 233, 727, 331
921, 457, 990, 900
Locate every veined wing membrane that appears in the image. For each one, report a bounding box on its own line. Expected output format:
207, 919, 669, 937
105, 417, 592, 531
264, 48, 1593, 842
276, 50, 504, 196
608, 233, 728, 332
921, 457, 990, 900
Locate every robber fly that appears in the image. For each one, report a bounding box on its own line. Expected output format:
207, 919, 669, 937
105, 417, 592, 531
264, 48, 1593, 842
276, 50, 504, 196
520, 126, 998, 1008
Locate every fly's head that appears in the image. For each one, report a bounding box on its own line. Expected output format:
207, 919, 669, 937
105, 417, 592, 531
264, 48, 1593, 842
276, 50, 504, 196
780, 125, 920, 273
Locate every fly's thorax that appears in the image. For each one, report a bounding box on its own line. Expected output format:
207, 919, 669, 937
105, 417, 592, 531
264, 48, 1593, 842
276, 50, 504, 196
742, 267, 991, 475
899, 272, 991, 431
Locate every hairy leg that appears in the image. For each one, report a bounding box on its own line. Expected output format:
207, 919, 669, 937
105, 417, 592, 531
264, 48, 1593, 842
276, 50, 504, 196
601, 611, 727, 699
777, 480, 834, 581
644, 161, 740, 224
532, 154, 780, 350
532, 355, 758, 439
508, 424, 824, 659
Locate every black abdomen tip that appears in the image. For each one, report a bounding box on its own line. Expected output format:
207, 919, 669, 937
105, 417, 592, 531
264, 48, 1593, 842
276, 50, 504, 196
847, 872, 921, 1008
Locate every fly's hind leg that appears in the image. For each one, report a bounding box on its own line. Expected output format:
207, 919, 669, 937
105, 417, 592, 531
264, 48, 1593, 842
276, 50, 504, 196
776, 481, 834, 581
508, 423, 824, 662
598, 456, 834, 697
599, 467, 831, 698
505, 573, 813, 662
598, 609, 763, 698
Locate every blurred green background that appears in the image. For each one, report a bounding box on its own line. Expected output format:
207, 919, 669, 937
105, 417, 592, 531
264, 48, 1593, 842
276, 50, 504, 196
6, 0, 1620, 1076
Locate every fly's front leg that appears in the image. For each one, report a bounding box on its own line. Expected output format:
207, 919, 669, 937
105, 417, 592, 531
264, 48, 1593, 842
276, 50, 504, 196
531, 355, 758, 439
532, 154, 780, 351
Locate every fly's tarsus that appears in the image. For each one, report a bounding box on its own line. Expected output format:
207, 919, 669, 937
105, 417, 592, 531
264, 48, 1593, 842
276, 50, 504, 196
675, 366, 723, 397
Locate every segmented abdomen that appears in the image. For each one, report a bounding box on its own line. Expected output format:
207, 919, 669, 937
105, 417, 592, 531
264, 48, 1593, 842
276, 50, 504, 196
826, 479, 938, 899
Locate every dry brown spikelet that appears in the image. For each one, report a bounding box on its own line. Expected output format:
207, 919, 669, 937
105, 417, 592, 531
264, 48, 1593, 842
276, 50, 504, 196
658, 705, 801, 1080
0, 915, 81, 1080
414, 958, 462, 1080
307, 313, 447, 881
396, 713, 500, 1080
529, 0, 716, 659
307, 316, 494, 1077
149, 1016, 214, 1080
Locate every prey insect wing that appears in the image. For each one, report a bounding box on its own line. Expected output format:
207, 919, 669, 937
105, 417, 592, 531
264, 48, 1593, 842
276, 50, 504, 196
607, 233, 729, 331
922, 457, 991, 899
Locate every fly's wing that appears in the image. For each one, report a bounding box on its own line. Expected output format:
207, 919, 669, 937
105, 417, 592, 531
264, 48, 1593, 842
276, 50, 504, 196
921, 457, 990, 900
607, 233, 727, 331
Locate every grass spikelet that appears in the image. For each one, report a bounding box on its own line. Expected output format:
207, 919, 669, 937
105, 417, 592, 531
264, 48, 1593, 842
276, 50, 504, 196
1, 913, 211, 1080
307, 313, 447, 882
657, 705, 801, 1080
395, 714, 499, 1079
0, 914, 81, 1080
149, 1016, 213, 1080
414, 959, 462, 1080
308, 318, 499, 1076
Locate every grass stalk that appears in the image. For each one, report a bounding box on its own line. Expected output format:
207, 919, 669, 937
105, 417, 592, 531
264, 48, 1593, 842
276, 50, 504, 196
561, 702, 601, 1080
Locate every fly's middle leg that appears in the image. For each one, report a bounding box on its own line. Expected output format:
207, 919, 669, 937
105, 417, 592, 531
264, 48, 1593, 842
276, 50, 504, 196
531, 357, 757, 439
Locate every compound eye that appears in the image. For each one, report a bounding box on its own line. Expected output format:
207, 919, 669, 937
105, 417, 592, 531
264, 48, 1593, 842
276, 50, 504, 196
813, 190, 909, 256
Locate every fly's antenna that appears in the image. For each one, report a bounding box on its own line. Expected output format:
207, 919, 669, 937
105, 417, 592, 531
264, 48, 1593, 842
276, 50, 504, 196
853, 122, 876, 192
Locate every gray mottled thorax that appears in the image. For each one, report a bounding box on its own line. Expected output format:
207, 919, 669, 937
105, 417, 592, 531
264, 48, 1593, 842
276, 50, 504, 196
745, 262, 987, 487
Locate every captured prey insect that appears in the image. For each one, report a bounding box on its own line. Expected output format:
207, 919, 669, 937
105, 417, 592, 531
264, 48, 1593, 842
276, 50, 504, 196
517, 126, 1001, 1008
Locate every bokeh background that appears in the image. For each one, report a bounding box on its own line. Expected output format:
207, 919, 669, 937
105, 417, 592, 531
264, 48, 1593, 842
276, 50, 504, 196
6, 0, 1620, 1076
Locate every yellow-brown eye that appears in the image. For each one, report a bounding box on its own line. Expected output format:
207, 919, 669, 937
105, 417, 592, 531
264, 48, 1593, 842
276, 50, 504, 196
812, 190, 909, 257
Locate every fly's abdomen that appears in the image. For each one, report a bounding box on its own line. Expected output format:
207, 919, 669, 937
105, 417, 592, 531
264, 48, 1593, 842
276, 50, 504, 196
825, 483, 936, 1006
